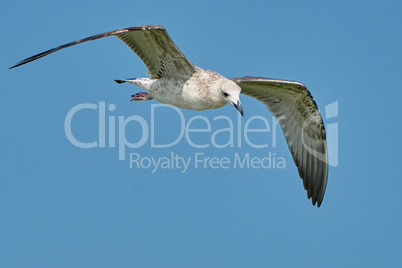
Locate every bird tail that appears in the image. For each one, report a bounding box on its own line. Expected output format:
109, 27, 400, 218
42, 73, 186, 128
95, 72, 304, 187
114, 78, 153, 91
114, 78, 137, 84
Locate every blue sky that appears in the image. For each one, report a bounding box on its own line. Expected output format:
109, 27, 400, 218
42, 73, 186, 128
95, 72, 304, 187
1, 0, 401, 267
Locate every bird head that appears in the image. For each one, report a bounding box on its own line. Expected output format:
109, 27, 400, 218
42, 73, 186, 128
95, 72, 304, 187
220, 80, 244, 116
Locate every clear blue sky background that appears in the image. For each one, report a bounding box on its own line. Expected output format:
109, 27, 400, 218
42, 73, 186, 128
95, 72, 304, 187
1, 0, 401, 267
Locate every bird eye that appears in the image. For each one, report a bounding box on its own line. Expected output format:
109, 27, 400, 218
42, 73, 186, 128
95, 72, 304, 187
223, 92, 229, 97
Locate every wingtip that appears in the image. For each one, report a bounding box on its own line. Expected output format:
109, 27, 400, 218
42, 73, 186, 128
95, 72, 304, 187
311, 195, 324, 208
9, 60, 33, 69
8, 57, 37, 69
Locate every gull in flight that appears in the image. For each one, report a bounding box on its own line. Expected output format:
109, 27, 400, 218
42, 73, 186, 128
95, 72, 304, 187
10, 25, 328, 207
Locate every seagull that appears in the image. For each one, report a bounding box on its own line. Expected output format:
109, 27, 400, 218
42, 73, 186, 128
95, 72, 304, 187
9, 25, 328, 207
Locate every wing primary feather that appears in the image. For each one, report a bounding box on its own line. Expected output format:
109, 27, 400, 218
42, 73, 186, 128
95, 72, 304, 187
8, 27, 136, 69
10, 25, 196, 79
232, 76, 329, 207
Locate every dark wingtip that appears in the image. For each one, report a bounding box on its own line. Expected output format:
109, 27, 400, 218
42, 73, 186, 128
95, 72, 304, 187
114, 79, 125, 84
9, 63, 20, 70
311, 196, 323, 208
9, 59, 35, 69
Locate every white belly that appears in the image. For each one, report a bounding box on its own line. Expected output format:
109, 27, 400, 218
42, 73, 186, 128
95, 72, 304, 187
148, 76, 226, 111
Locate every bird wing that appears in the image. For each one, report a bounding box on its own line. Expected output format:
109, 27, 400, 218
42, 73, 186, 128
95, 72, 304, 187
231, 76, 328, 207
9, 25, 197, 79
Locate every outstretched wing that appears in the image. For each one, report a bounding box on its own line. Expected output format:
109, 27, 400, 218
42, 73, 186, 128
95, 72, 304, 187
232, 76, 328, 207
9, 25, 197, 79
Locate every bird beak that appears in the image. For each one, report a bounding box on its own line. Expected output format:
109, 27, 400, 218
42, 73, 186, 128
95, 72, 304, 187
232, 100, 244, 117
